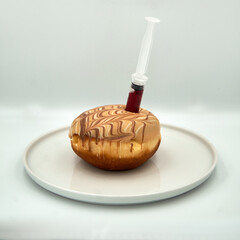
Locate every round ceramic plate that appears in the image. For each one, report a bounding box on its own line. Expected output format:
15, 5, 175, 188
24, 124, 217, 205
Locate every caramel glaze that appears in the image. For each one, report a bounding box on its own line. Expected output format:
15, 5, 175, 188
69, 104, 161, 170
69, 104, 159, 156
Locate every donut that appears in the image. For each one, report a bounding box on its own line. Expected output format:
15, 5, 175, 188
69, 104, 161, 170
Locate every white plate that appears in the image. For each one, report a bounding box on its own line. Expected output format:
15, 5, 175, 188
24, 124, 217, 205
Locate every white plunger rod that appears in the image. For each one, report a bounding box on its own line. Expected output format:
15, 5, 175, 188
136, 17, 160, 75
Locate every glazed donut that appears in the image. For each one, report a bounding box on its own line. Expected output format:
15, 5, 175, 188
69, 104, 161, 170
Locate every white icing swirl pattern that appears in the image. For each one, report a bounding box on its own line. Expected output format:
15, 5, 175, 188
69, 104, 159, 151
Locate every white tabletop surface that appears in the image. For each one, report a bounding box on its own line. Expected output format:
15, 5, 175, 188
1, 106, 240, 239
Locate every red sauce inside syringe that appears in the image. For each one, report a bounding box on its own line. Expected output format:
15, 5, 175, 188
125, 83, 144, 113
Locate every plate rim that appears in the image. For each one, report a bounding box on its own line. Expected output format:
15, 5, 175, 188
23, 124, 217, 203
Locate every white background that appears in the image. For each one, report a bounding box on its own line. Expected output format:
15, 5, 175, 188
1, 0, 239, 111
0, 0, 240, 239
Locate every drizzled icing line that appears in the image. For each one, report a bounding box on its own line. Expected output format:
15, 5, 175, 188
69, 104, 158, 151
